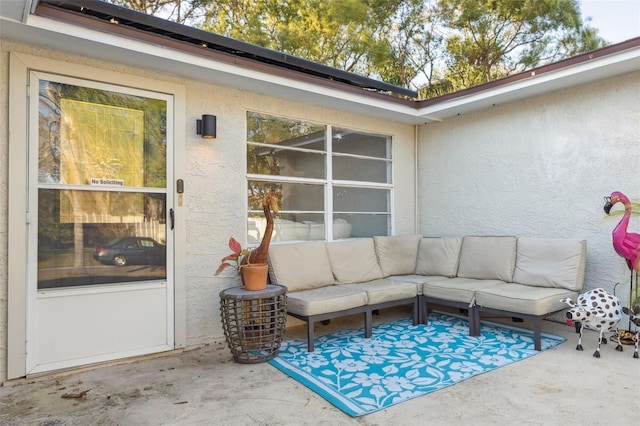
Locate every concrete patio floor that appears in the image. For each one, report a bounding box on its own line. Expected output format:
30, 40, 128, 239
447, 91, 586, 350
1, 306, 639, 426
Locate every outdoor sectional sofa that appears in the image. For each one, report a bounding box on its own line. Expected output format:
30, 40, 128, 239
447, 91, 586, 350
267, 235, 587, 351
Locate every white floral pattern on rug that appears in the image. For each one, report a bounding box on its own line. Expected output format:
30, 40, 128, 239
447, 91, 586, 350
269, 311, 565, 416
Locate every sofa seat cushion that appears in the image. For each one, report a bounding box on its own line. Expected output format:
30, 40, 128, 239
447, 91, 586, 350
415, 237, 463, 277
326, 238, 383, 284
513, 238, 586, 291
374, 235, 422, 276
423, 277, 505, 304
457, 236, 516, 282
352, 278, 418, 304
268, 242, 334, 292
286, 285, 368, 317
386, 274, 447, 294
475, 284, 578, 316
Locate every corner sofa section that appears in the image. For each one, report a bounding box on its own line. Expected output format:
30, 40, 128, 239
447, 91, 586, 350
267, 235, 586, 352
267, 238, 420, 351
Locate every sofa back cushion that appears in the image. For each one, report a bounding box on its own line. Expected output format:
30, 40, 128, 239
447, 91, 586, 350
415, 237, 463, 277
513, 237, 587, 291
373, 235, 422, 277
326, 238, 384, 284
267, 242, 334, 292
457, 236, 516, 282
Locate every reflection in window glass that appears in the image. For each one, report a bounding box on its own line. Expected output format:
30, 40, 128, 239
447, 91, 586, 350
333, 156, 391, 183
332, 128, 390, 159
247, 144, 325, 179
247, 112, 325, 149
37, 189, 166, 289
333, 187, 390, 213
38, 80, 167, 188
247, 181, 324, 243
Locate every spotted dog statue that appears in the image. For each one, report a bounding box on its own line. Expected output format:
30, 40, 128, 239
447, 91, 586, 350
561, 288, 623, 358
622, 306, 640, 359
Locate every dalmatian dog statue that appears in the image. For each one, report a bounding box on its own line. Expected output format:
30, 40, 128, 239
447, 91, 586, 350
561, 288, 623, 358
622, 306, 640, 359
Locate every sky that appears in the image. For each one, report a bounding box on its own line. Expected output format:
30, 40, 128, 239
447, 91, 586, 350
580, 0, 640, 43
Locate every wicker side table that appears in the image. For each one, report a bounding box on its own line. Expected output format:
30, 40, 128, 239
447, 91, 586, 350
219, 284, 287, 363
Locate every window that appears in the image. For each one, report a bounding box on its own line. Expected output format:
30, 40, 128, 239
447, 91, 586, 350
246, 112, 392, 242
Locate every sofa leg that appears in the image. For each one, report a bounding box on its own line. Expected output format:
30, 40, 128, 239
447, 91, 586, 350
533, 318, 542, 351
412, 300, 419, 326
307, 321, 315, 352
469, 307, 481, 336
364, 310, 373, 338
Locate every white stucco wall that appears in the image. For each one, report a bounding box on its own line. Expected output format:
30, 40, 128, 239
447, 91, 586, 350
417, 71, 640, 304
184, 83, 417, 348
0, 40, 417, 380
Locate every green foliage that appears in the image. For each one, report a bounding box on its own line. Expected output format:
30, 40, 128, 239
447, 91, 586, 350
108, 0, 608, 99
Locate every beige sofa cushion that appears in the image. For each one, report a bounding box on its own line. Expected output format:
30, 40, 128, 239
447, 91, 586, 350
422, 277, 505, 304
475, 283, 578, 316
354, 278, 418, 304
513, 238, 586, 291
326, 239, 384, 284
457, 236, 516, 282
374, 235, 422, 277
267, 242, 334, 292
286, 285, 368, 316
415, 237, 463, 277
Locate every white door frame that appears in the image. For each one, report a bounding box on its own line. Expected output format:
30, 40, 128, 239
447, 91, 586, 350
7, 52, 187, 379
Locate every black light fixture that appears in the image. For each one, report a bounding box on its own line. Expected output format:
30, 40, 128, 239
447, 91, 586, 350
196, 114, 217, 139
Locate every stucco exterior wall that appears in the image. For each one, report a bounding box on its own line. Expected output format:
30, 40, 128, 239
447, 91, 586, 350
0, 40, 416, 380
417, 71, 640, 303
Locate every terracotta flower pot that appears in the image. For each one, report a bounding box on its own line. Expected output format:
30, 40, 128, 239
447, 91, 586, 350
240, 263, 269, 291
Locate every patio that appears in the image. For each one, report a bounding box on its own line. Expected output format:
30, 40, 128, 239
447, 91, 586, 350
1, 307, 638, 426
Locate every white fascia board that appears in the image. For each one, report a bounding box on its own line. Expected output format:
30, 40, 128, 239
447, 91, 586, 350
18, 15, 428, 124
417, 47, 640, 121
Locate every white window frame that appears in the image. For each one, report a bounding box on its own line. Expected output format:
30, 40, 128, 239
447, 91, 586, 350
246, 113, 394, 241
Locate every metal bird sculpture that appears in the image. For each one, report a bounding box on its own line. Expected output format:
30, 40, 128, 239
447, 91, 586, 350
245, 192, 279, 265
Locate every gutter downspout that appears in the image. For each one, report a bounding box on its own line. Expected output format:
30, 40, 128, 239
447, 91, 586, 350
23, 0, 38, 22
414, 124, 419, 234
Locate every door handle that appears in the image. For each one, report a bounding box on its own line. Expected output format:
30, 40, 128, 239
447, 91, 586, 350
170, 208, 175, 230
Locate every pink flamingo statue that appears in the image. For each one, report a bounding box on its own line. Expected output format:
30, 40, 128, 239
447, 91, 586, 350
604, 191, 640, 333
604, 191, 640, 272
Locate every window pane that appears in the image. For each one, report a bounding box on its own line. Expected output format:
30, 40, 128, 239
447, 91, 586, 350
332, 128, 390, 159
38, 189, 166, 289
248, 213, 326, 243
333, 156, 391, 183
248, 181, 324, 211
248, 181, 324, 242
38, 80, 167, 187
334, 214, 390, 238
247, 112, 325, 151
248, 144, 325, 179
334, 187, 390, 213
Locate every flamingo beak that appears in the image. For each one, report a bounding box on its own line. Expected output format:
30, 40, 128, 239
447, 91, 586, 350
603, 196, 613, 214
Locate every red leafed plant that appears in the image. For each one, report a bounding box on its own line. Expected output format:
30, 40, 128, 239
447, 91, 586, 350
215, 237, 251, 275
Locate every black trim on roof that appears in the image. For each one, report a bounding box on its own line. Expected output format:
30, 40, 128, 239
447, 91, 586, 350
36, 0, 419, 99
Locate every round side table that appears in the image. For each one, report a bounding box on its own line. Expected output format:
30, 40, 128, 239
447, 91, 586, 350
219, 284, 287, 363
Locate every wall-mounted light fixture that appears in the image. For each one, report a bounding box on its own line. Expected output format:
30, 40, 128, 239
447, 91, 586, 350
196, 114, 217, 139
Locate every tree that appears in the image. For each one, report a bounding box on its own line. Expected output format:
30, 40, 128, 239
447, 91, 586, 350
434, 0, 606, 93
105, 0, 606, 98
108, 0, 205, 24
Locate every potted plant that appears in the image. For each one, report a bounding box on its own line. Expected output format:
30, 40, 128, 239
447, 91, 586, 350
215, 237, 269, 291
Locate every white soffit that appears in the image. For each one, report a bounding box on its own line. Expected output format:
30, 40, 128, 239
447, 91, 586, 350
417, 47, 640, 121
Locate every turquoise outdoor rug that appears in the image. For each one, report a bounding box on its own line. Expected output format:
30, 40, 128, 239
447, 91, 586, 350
268, 311, 565, 417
